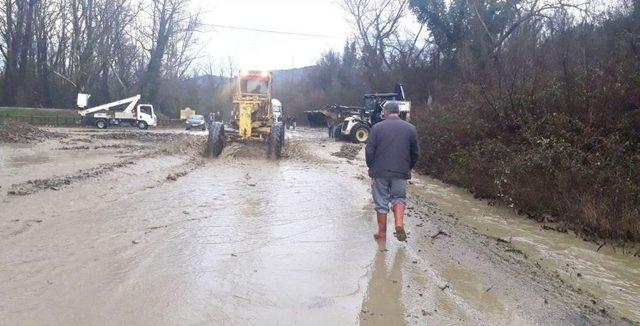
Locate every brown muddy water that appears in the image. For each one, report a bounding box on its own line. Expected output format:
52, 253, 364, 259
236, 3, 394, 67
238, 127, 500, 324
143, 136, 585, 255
410, 176, 640, 322
1, 128, 639, 325
0, 151, 381, 325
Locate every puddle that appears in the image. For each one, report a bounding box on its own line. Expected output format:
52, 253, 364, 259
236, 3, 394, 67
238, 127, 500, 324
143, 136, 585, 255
360, 242, 406, 326
411, 175, 640, 322
441, 265, 505, 314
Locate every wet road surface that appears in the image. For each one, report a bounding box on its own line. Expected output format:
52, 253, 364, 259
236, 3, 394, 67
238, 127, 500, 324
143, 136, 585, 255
1, 156, 378, 325
0, 128, 637, 325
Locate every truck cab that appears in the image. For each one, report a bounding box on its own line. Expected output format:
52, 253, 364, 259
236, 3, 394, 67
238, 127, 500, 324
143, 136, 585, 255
136, 104, 157, 128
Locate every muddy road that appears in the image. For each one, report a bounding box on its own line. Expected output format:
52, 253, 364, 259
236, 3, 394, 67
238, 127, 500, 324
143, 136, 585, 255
0, 128, 637, 325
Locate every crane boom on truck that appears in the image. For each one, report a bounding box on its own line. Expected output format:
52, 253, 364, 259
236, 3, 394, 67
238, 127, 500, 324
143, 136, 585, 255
77, 93, 157, 130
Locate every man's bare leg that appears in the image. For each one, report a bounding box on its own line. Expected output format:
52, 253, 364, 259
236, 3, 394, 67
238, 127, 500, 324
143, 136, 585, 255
374, 213, 388, 240
393, 204, 407, 241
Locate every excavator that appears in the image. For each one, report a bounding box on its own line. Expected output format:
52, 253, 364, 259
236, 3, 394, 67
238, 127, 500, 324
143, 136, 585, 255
206, 70, 285, 158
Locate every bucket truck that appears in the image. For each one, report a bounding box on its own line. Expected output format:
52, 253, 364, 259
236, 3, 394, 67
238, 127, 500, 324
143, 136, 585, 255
77, 94, 157, 129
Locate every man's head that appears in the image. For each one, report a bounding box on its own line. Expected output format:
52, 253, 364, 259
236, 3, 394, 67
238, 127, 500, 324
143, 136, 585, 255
383, 102, 400, 118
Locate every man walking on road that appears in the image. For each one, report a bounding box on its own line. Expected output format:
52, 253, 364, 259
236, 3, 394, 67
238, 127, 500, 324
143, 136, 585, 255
366, 102, 420, 241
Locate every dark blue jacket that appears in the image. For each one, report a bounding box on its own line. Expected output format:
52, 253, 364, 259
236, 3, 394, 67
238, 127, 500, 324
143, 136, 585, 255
365, 116, 420, 179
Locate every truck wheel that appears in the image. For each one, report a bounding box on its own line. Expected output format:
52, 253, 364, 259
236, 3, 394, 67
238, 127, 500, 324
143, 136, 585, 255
351, 124, 370, 143
207, 122, 225, 157
269, 122, 285, 159
138, 121, 148, 130
96, 120, 108, 129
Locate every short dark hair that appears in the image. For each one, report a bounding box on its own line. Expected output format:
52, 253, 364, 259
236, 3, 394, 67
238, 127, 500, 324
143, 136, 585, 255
384, 102, 400, 113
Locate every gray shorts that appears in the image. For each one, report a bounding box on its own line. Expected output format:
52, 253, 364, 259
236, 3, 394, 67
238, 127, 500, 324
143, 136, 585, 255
372, 178, 407, 213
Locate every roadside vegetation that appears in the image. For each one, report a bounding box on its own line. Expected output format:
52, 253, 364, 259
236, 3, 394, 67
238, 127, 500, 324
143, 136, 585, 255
278, 0, 640, 242
409, 1, 640, 241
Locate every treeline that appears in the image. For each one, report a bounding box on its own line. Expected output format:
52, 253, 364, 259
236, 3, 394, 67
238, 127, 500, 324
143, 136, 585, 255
408, 0, 640, 241
273, 45, 366, 115
0, 0, 200, 116
291, 0, 639, 241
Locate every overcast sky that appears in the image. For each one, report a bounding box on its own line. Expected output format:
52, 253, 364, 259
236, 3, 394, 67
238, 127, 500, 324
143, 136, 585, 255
193, 0, 353, 71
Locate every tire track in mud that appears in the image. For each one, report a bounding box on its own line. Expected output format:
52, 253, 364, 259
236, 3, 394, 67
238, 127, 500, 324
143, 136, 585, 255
6, 160, 135, 196
4, 131, 209, 197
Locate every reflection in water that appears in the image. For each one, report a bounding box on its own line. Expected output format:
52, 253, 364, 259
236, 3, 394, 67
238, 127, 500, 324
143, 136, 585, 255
360, 241, 406, 326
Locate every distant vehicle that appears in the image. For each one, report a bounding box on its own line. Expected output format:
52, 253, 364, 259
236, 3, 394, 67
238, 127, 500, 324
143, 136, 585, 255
340, 84, 411, 143
316, 84, 411, 143
206, 70, 285, 158
77, 94, 157, 130
185, 114, 206, 131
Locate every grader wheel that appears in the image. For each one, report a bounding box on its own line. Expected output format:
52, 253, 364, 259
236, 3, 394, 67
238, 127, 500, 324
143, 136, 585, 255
207, 122, 225, 157
268, 122, 285, 159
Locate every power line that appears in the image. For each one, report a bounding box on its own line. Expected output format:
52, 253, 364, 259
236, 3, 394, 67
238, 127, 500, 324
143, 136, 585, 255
202, 23, 345, 39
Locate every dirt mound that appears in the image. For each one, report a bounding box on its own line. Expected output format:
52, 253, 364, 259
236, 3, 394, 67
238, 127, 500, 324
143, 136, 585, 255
157, 134, 207, 157
0, 119, 64, 143
218, 142, 269, 159
332, 143, 363, 160
282, 139, 327, 163
90, 131, 206, 158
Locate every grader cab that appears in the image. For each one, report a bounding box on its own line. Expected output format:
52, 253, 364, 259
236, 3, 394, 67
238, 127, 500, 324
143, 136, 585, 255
206, 70, 285, 158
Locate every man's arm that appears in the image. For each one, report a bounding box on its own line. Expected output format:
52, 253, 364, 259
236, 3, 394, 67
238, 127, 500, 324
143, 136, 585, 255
365, 127, 377, 169
410, 126, 420, 169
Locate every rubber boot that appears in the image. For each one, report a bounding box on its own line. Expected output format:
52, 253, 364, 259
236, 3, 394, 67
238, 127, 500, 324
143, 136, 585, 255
374, 213, 388, 240
393, 204, 407, 241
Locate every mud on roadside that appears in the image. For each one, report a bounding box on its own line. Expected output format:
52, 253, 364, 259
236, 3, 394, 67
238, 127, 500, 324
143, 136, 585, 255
331, 143, 363, 160
7, 160, 135, 196
397, 193, 635, 325
0, 120, 65, 143
4, 128, 208, 196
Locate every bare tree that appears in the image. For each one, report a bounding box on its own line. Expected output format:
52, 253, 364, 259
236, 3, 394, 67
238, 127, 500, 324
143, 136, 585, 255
139, 0, 200, 106
341, 0, 409, 88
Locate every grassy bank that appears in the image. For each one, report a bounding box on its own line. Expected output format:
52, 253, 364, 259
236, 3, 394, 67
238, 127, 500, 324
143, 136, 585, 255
0, 107, 80, 127
0, 107, 78, 118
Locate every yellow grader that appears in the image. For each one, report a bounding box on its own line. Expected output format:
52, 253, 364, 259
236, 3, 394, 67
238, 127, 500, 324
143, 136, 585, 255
206, 70, 285, 158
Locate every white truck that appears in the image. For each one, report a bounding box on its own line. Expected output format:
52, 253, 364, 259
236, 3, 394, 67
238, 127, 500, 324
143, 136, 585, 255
77, 94, 157, 129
